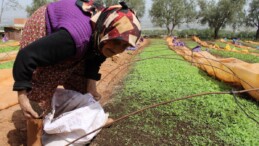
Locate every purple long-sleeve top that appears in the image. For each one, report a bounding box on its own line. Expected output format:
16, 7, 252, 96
46, 0, 92, 58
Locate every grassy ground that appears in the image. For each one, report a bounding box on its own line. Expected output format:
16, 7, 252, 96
0, 46, 19, 53
92, 39, 259, 145
0, 61, 14, 69
0, 41, 18, 69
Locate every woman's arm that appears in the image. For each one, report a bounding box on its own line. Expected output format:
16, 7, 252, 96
84, 51, 106, 100
14, 29, 77, 119
13, 29, 76, 91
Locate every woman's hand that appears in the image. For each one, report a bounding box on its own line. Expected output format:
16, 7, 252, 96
86, 79, 102, 101
18, 90, 39, 119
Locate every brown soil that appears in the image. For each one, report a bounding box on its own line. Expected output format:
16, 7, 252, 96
0, 39, 149, 146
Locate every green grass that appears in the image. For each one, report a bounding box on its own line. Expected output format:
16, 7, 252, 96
0, 45, 18, 69
0, 61, 14, 69
93, 39, 259, 145
183, 40, 259, 63
0, 46, 19, 53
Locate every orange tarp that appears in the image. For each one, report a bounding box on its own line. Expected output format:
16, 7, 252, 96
0, 51, 18, 62
0, 41, 20, 47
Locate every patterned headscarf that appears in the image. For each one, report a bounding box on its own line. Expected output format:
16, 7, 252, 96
76, 0, 141, 52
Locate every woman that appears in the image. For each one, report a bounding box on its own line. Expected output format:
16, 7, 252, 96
13, 0, 141, 119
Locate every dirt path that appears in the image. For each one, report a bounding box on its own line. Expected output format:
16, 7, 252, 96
0, 40, 149, 146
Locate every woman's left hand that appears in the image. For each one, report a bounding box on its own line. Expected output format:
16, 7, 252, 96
18, 90, 39, 119
86, 79, 102, 101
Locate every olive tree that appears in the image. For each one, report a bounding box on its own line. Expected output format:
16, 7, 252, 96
245, 0, 259, 40
149, 0, 197, 36
231, 10, 245, 34
198, 0, 246, 39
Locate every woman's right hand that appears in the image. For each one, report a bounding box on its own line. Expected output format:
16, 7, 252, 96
18, 90, 39, 119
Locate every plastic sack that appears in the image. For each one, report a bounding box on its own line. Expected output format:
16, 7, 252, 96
42, 88, 108, 146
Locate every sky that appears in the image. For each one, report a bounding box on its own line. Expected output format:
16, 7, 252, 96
0, 0, 31, 24
0, 0, 253, 31
1, 0, 154, 27
2, 0, 156, 29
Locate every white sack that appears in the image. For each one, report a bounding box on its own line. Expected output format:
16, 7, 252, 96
42, 88, 108, 146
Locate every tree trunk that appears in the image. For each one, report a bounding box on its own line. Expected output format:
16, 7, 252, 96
0, 0, 5, 23
169, 29, 173, 36
256, 27, 259, 40
214, 28, 220, 39
170, 25, 175, 36
166, 26, 170, 36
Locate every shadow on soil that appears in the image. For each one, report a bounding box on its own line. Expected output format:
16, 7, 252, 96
7, 110, 27, 146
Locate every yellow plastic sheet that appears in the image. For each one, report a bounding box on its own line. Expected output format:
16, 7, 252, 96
0, 41, 20, 47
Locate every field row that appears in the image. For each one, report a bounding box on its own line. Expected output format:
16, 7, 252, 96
92, 39, 258, 145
